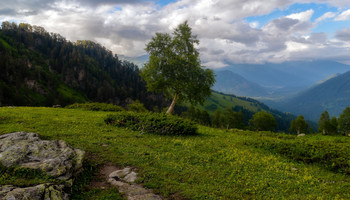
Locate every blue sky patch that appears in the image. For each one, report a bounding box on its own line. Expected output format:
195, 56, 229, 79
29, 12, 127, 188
244, 3, 339, 29
154, 0, 177, 7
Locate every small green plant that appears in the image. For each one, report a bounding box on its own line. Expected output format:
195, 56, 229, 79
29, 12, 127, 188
105, 112, 198, 135
127, 100, 148, 112
66, 102, 124, 112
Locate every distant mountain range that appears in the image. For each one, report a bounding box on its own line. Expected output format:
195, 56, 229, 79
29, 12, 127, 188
213, 60, 350, 121
277, 70, 350, 121
215, 60, 350, 100
212, 70, 269, 97
219, 60, 350, 88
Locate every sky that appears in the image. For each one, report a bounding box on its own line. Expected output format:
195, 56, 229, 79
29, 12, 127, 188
1, 0, 350, 68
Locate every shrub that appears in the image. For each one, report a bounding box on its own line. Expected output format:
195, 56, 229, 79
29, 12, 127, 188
249, 111, 277, 131
105, 112, 198, 135
127, 100, 148, 112
66, 102, 124, 112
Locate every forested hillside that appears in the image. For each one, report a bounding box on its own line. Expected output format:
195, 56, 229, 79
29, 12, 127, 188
195, 91, 310, 131
0, 22, 308, 131
279, 70, 350, 121
0, 22, 167, 108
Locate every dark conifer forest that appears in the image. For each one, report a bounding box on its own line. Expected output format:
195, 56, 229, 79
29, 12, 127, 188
0, 22, 167, 109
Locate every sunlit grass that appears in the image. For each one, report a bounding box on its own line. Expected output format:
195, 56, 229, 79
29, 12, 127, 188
0, 107, 349, 199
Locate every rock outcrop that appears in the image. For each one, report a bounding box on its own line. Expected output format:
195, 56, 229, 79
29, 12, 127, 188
108, 167, 162, 200
0, 132, 84, 181
0, 132, 85, 200
0, 184, 69, 200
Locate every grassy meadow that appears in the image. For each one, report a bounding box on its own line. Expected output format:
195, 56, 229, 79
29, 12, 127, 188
0, 107, 349, 199
196, 91, 263, 114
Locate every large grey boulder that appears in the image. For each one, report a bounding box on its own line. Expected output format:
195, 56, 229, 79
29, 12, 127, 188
0, 184, 69, 200
0, 132, 85, 181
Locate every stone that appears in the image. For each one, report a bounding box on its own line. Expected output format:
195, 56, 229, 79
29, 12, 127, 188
109, 167, 132, 179
297, 133, 306, 137
124, 185, 150, 196
109, 167, 137, 183
108, 167, 163, 200
108, 178, 126, 187
124, 171, 138, 183
0, 184, 69, 200
0, 132, 86, 199
0, 132, 85, 181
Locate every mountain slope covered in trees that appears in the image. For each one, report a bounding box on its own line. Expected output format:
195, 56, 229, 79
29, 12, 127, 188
278, 70, 350, 121
195, 91, 310, 131
0, 22, 305, 131
0, 22, 167, 108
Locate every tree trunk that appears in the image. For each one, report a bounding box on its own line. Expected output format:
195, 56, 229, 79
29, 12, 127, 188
166, 93, 178, 115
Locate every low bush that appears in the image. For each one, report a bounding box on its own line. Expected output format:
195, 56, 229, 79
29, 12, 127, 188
105, 112, 198, 135
66, 102, 124, 112
127, 100, 148, 112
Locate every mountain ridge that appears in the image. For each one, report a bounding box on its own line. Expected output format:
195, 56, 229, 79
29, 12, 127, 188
277, 70, 350, 121
212, 70, 269, 97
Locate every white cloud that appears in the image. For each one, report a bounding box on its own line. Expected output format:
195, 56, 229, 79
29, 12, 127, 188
334, 9, 350, 21
2, 0, 350, 66
315, 12, 336, 23
249, 21, 259, 28
287, 9, 314, 21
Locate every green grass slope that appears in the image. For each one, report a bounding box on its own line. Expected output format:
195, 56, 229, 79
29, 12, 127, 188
198, 91, 299, 131
198, 91, 265, 113
0, 107, 349, 199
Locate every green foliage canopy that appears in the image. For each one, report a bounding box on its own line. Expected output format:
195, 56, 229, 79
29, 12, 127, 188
329, 116, 338, 135
127, 100, 148, 113
212, 110, 224, 128
249, 111, 277, 131
318, 111, 330, 135
290, 115, 309, 134
338, 107, 350, 136
140, 21, 215, 114
318, 111, 338, 135
223, 108, 245, 129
